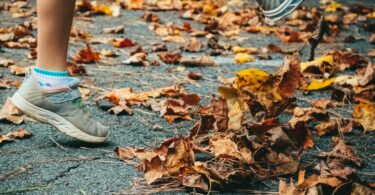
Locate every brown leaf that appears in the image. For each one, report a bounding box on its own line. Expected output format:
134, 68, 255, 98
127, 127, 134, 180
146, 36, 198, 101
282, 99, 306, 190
0, 97, 28, 124
102, 25, 124, 34
277, 55, 307, 98
73, 44, 100, 63
185, 37, 202, 52
368, 49, 375, 58
115, 147, 135, 160
0, 58, 15, 67
109, 38, 135, 48
187, 72, 203, 80
182, 174, 209, 191
126, 0, 144, 10
7, 128, 32, 139
180, 56, 216, 67
209, 134, 243, 160
66, 62, 87, 76
320, 139, 363, 167
352, 102, 375, 132
359, 61, 374, 86
162, 35, 185, 43
9, 65, 26, 76
158, 52, 181, 64
122, 52, 149, 66
141, 12, 160, 23
0, 128, 32, 144
164, 138, 195, 174
289, 107, 329, 128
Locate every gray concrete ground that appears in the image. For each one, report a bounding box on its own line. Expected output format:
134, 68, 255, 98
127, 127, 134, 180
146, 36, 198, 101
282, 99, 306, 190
0, 0, 374, 194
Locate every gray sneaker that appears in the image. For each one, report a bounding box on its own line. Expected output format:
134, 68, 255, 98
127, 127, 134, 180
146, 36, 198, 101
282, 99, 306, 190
11, 75, 109, 143
257, 0, 304, 23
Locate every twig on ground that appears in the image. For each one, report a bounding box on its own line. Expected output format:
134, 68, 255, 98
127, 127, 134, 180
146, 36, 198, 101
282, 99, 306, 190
0, 164, 32, 181
49, 135, 68, 151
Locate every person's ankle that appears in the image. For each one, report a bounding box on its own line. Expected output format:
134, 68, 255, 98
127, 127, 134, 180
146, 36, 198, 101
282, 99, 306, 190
32, 67, 79, 91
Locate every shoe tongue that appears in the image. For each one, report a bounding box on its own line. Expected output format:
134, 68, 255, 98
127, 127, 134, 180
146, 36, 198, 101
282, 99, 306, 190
68, 77, 81, 89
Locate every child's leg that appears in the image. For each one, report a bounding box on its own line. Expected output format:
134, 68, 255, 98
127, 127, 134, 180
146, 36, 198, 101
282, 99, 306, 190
36, 0, 75, 71
11, 0, 109, 143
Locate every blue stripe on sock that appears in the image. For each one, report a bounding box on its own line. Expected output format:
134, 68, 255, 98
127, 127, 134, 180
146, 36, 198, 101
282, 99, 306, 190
34, 67, 68, 77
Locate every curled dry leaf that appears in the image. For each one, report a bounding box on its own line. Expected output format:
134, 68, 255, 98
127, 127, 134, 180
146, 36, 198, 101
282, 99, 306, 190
9, 65, 26, 76
352, 102, 375, 132
289, 107, 328, 128
162, 35, 185, 43
102, 25, 124, 34
0, 128, 32, 144
0, 97, 28, 124
187, 72, 203, 80
234, 53, 255, 64
141, 12, 160, 23
66, 63, 87, 76
109, 38, 135, 48
122, 52, 149, 66
305, 77, 336, 91
126, 0, 144, 10
158, 52, 181, 64
232, 46, 258, 54
73, 44, 100, 63
276, 55, 307, 98
180, 55, 216, 67
300, 55, 334, 74
0, 58, 15, 67
185, 37, 202, 52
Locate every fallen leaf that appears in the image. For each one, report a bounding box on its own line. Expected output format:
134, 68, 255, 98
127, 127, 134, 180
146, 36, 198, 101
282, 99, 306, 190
185, 38, 202, 52
232, 46, 258, 54
66, 63, 87, 76
180, 56, 216, 67
102, 25, 124, 34
305, 77, 336, 91
182, 174, 209, 191
0, 59, 15, 67
8, 65, 26, 76
277, 55, 307, 98
115, 147, 135, 160
352, 102, 375, 132
0, 98, 28, 124
126, 0, 144, 10
234, 53, 255, 64
122, 52, 149, 66
73, 44, 100, 63
110, 38, 135, 48
158, 52, 181, 64
300, 55, 334, 74
187, 72, 203, 80
162, 35, 185, 43
0, 128, 32, 144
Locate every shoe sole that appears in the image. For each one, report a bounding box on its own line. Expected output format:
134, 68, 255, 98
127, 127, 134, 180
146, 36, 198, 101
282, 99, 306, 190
12, 92, 109, 143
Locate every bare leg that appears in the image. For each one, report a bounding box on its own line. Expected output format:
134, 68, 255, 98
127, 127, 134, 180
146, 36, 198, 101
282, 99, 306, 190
36, 0, 76, 71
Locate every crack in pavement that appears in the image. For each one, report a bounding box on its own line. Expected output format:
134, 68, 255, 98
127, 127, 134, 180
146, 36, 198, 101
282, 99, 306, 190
46, 163, 83, 183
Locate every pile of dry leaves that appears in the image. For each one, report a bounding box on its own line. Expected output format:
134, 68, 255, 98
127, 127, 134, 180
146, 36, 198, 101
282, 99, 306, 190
115, 51, 374, 193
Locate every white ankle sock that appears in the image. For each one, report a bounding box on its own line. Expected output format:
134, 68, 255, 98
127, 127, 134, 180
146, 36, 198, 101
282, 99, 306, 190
32, 67, 80, 91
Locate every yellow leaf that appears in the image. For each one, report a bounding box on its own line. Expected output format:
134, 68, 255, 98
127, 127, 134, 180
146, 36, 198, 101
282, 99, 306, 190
234, 68, 282, 110
352, 102, 375, 132
324, 1, 342, 12
367, 11, 375, 19
234, 53, 255, 64
305, 77, 336, 91
232, 46, 258, 54
226, 97, 244, 131
300, 55, 333, 72
234, 68, 270, 90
